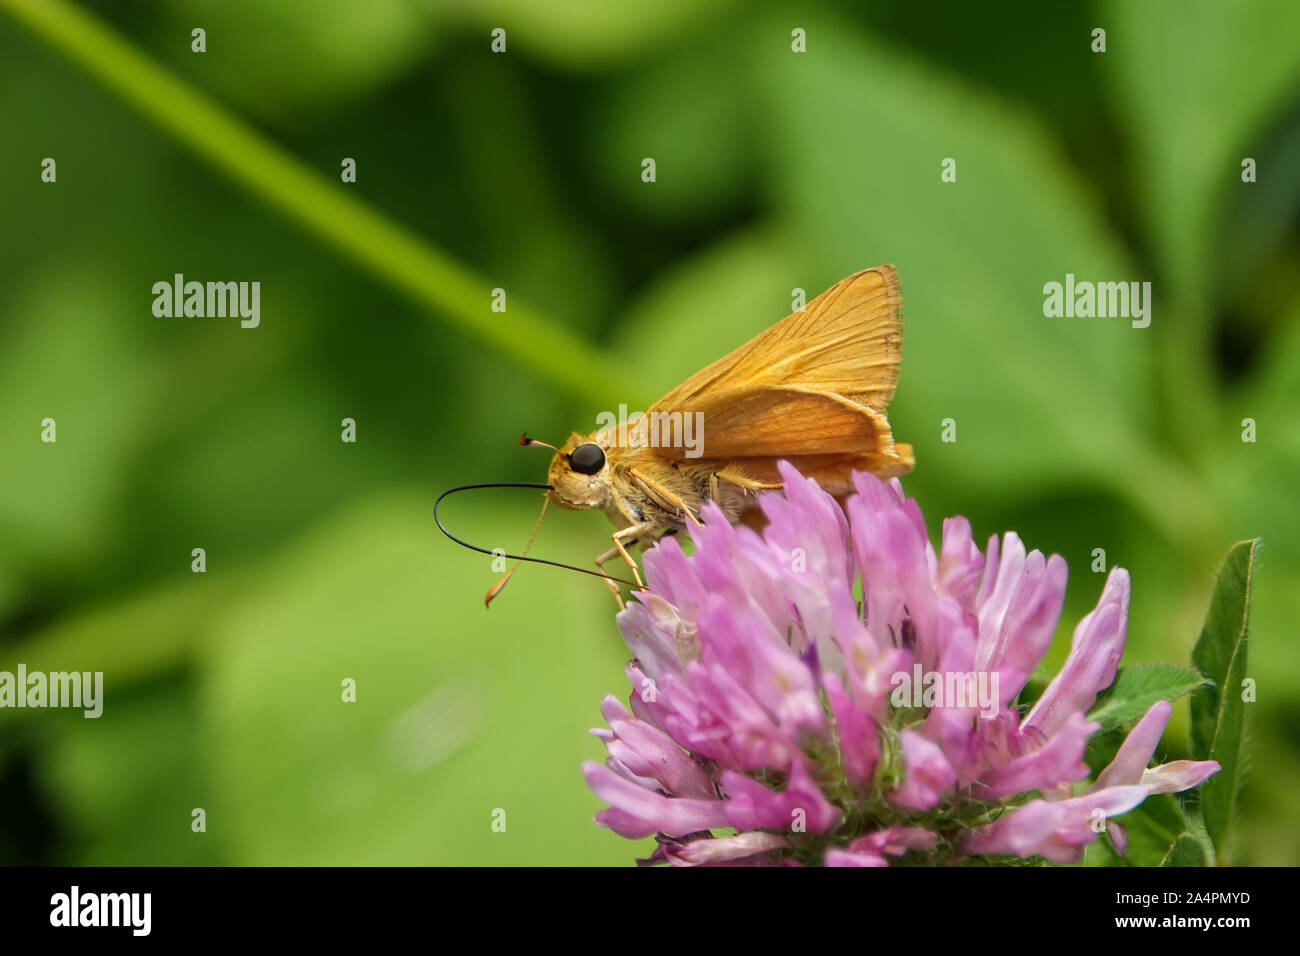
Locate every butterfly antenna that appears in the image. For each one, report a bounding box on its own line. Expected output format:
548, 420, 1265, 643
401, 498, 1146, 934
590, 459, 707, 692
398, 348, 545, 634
484, 495, 549, 606
433, 482, 640, 608
520, 431, 561, 454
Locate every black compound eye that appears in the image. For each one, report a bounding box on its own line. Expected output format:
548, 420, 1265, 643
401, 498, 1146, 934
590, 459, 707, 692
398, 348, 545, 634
568, 443, 606, 475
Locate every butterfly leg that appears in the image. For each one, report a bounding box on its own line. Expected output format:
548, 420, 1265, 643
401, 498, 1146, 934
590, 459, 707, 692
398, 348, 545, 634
593, 545, 626, 610
608, 524, 647, 589
712, 467, 782, 500
627, 466, 702, 527
712, 468, 780, 512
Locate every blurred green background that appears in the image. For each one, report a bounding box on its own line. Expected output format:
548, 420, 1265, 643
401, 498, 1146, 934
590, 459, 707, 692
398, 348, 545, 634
1, 0, 1298, 866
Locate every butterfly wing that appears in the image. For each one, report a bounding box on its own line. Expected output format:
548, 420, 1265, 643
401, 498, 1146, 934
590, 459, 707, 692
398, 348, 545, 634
647, 266, 913, 488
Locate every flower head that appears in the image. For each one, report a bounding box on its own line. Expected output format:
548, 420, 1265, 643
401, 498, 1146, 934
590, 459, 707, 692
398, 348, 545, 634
583, 462, 1219, 866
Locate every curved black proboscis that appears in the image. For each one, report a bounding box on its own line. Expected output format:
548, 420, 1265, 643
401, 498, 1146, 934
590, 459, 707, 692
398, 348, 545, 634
433, 481, 640, 588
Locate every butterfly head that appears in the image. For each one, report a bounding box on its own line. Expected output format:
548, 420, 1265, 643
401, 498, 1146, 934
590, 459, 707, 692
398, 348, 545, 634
521, 432, 611, 511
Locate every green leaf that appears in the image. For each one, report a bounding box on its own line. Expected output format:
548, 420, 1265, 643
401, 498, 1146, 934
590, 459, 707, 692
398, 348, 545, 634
1189, 538, 1261, 863
1105, 0, 1300, 306
1212, 300, 1300, 698
35, 677, 220, 865
1118, 794, 1200, 868
0, 262, 161, 574
0, 0, 625, 408
1103, 0, 1300, 455
749, 9, 1210, 544
594, 31, 751, 223
199, 491, 643, 865
1087, 662, 1207, 732
447, 0, 741, 69
1161, 833, 1208, 867
0, 576, 241, 720
150, 0, 440, 123
612, 229, 802, 406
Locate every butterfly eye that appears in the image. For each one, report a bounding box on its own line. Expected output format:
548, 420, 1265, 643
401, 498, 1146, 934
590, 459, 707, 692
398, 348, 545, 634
568, 443, 606, 475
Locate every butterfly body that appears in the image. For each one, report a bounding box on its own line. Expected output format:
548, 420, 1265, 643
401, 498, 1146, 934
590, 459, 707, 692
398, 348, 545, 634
547, 431, 757, 528
537, 265, 915, 592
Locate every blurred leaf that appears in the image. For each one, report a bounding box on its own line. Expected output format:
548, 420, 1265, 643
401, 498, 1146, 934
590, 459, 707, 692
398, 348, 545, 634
749, 10, 1209, 544
446, 0, 740, 70
0, 576, 245, 720
1084, 726, 1125, 781
0, 0, 625, 407
199, 490, 643, 865
612, 229, 801, 405
1103, 0, 1300, 457
1087, 663, 1206, 733
125, 376, 380, 576
1234, 716, 1300, 865
1104, 0, 1300, 303
1210, 299, 1300, 697
1160, 832, 1208, 867
1246, 298, 1300, 405
441, 57, 615, 333
150, 0, 439, 124
594, 31, 750, 222
0, 262, 162, 575
1218, 128, 1300, 295
35, 676, 218, 865
1189, 538, 1260, 863
1118, 793, 1199, 867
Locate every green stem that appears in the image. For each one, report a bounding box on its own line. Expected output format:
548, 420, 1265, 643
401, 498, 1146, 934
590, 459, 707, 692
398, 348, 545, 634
0, 0, 624, 407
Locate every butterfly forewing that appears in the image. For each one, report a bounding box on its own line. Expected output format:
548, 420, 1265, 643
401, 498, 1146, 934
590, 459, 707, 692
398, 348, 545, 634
647, 266, 912, 476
